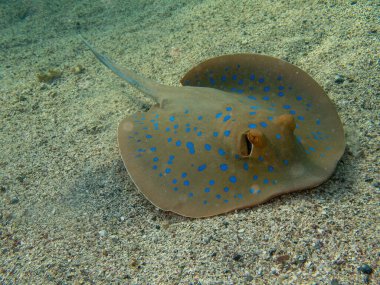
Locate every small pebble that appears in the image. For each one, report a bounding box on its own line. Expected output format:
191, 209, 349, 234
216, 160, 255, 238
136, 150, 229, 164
331, 278, 340, 285
358, 264, 373, 274
10, 197, 19, 204
334, 74, 345, 84
232, 253, 242, 261
98, 230, 107, 238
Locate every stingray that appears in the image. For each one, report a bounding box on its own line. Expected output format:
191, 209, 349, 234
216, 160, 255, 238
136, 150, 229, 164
82, 37, 345, 218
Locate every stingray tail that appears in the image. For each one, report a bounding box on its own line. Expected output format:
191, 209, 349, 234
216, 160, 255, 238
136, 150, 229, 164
80, 35, 165, 101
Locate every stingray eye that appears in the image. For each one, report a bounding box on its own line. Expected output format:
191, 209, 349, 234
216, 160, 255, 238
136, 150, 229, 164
240, 129, 266, 157
275, 114, 296, 132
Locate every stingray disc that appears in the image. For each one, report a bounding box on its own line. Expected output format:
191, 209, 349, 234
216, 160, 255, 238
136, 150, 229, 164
117, 54, 345, 218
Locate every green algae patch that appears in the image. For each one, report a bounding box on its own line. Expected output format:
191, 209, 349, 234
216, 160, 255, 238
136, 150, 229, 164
37, 69, 62, 83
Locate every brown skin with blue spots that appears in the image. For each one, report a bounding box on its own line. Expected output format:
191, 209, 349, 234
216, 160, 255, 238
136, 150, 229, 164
83, 39, 345, 218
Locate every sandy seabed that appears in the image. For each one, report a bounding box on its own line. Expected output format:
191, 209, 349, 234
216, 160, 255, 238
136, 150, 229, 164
1, 0, 379, 284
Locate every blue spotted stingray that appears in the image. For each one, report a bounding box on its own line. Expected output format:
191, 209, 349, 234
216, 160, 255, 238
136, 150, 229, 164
82, 37, 345, 218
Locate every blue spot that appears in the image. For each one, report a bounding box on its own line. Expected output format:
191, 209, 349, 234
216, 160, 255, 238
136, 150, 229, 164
223, 115, 231, 122
193, 127, 198, 131
216, 194, 221, 199
253, 175, 258, 180
278, 92, 284, 97
184, 109, 189, 114
150, 147, 157, 152
221, 75, 227, 82
198, 164, 207, 172
218, 148, 226, 156
290, 110, 296, 115
298, 116, 305, 121
203, 200, 208, 204
185, 127, 191, 133
224, 199, 229, 203
249, 188, 255, 194
229, 176, 237, 183
137, 148, 145, 153
263, 96, 270, 101
209, 77, 215, 85
175, 140, 182, 147
278, 86, 284, 90
224, 130, 231, 137
250, 74, 255, 80
268, 116, 273, 121
173, 124, 179, 129
237, 194, 243, 199
152, 165, 157, 170
226, 106, 232, 111
296, 96, 303, 101
220, 164, 228, 171
184, 180, 190, 186
309, 146, 316, 152
204, 187, 210, 193
213, 132, 218, 137
209, 180, 215, 186
258, 77, 265, 83
276, 133, 281, 139
316, 119, 321, 125
249, 112, 257, 115
268, 165, 274, 172
198, 116, 203, 120
188, 192, 194, 198
243, 162, 249, 171
260, 122, 267, 128
181, 172, 187, 178
165, 127, 170, 132
169, 155, 175, 160
258, 155, 264, 162
223, 187, 229, 193
173, 187, 178, 192
263, 178, 269, 184
250, 105, 259, 110
169, 116, 175, 122
172, 179, 177, 184
146, 134, 152, 139
167, 137, 172, 143
165, 168, 171, 174
263, 86, 270, 92
186, 142, 195, 154
216, 113, 222, 119
232, 74, 238, 80
238, 79, 244, 85
153, 157, 159, 162
205, 144, 212, 151
197, 131, 202, 136
283, 104, 291, 109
